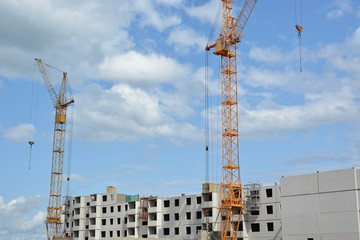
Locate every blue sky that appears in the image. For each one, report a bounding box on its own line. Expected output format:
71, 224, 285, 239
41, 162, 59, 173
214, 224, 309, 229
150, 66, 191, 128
0, 0, 360, 239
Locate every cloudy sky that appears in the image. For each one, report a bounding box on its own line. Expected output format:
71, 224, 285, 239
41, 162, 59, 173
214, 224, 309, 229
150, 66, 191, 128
0, 0, 360, 239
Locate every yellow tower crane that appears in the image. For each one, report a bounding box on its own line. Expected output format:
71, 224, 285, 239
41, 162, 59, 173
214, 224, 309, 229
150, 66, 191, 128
206, 1, 257, 240
35, 58, 74, 240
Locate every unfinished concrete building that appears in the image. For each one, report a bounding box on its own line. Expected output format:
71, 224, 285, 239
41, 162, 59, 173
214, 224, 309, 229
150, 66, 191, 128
65, 168, 360, 240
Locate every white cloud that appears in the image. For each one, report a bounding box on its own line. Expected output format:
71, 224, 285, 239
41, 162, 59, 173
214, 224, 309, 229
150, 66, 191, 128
73, 83, 201, 143
249, 45, 297, 65
185, 0, 220, 24
0, 0, 135, 83
134, 0, 181, 31
238, 87, 360, 139
0, 195, 46, 239
327, 0, 354, 19
98, 51, 191, 86
3, 124, 35, 142
167, 26, 207, 54
156, 0, 184, 6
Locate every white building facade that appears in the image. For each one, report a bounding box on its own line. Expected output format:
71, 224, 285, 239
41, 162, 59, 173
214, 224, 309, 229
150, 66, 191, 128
65, 168, 360, 240
65, 183, 282, 240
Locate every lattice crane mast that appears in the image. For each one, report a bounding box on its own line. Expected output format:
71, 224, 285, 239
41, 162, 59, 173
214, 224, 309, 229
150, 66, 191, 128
35, 58, 74, 240
205, 1, 257, 240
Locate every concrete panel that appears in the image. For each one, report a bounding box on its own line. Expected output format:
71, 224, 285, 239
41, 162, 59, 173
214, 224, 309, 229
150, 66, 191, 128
281, 173, 318, 197
320, 211, 359, 234
282, 235, 319, 240
282, 214, 320, 235
319, 169, 356, 193
281, 194, 319, 215
319, 190, 358, 213
322, 233, 360, 240
356, 169, 360, 189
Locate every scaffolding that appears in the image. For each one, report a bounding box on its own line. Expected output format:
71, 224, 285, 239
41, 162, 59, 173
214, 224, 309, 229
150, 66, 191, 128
244, 183, 261, 212
139, 196, 152, 220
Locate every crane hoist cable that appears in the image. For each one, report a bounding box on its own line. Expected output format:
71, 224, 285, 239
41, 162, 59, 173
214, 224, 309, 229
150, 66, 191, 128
295, 0, 303, 72
28, 61, 40, 169
205, 1, 222, 184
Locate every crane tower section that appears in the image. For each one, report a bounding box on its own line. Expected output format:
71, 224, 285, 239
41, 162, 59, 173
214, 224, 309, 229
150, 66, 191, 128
206, 1, 257, 240
35, 58, 74, 240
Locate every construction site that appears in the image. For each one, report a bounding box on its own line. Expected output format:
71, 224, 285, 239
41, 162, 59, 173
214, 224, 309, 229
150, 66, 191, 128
1, 0, 359, 240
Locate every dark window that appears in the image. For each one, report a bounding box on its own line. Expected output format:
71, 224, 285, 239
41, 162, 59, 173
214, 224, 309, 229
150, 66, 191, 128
164, 214, 170, 221
186, 226, 191, 234
239, 221, 243, 231
164, 200, 170, 208
86, 214, 89, 218
266, 188, 273, 198
101, 231, 106, 238
110, 206, 114, 213
251, 211, 259, 215
125, 217, 127, 224
204, 208, 212, 217
267, 222, 274, 232
307, 239, 314, 240
118, 205, 121, 212
175, 213, 179, 221
164, 228, 170, 235
110, 218, 113, 225
142, 235, 147, 238
175, 227, 179, 235
186, 212, 191, 220
102, 219, 106, 225
124, 230, 127, 237
186, 197, 191, 205
117, 230, 120, 237
251, 223, 260, 232
196, 226, 202, 234
125, 205, 128, 211
109, 231, 113, 237
266, 205, 273, 214
103, 195, 107, 202
142, 221, 148, 226
175, 199, 179, 206
196, 211, 202, 219
117, 218, 121, 224
196, 196, 202, 204
86, 202, 90, 206
102, 207, 106, 214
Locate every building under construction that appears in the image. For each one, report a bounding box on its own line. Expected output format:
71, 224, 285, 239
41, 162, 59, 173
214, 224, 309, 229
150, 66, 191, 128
64, 168, 360, 240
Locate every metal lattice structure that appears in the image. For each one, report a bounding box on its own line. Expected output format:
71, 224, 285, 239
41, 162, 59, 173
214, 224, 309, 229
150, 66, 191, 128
206, 1, 257, 240
139, 196, 152, 220
35, 58, 74, 240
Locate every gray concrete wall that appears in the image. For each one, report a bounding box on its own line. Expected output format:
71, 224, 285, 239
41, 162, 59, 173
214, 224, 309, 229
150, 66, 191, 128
281, 168, 360, 240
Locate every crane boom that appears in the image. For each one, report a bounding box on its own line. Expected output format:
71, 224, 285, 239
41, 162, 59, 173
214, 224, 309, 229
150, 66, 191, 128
231, 0, 257, 41
35, 58, 74, 240
35, 58, 57, 107
206, 1, 257, 240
